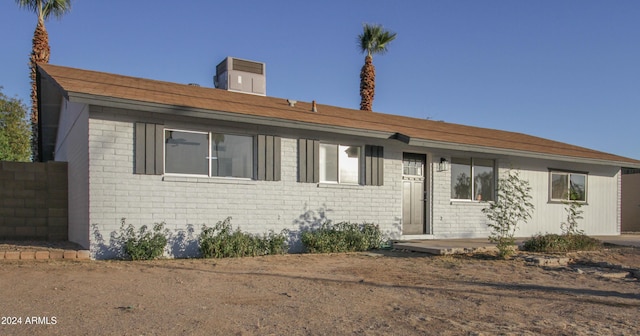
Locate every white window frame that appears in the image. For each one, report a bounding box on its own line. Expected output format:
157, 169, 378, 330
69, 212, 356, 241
164, 128, 254, 179
319, 143, 361, 185
450, 157, 495, 202
549, 171, 588, 203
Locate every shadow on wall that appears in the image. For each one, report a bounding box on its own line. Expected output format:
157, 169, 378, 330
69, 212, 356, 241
90, 205, 398, 259
91, 222, 200, 260
290, 204, 333, 252
91, 223, 124, 260
168, 224, 199, 258
390, 216, 402, 239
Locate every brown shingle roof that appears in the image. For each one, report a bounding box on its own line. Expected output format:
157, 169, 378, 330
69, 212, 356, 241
39, 63, 640, 166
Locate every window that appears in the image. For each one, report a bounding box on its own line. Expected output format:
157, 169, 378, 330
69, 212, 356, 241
165, 130, 209, 175
403, 155, 423, 176
298, 140, 380, 185
319, 144, 360, 184
550, 171, 587, 202
451, 158, 495, 201
210, 133, 253, 178
165, 130, 253, 178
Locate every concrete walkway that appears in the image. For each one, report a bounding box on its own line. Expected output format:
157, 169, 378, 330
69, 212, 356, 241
595, 234, 640, 248
393, 234, 640, 255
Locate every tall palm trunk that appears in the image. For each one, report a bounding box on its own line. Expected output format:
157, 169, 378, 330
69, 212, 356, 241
30, 16, 50, 160
359, 55, 376, 111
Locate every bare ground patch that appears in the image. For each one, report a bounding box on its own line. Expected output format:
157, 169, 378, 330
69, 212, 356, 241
0, 248, 639, 335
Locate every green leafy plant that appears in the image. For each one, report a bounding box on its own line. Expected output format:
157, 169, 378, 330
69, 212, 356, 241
119, 218, 169, 260
523, 200, 600, 252
523, 233, 601, 252
199, 217, 289, 258
482, 169, 535, 259
561, 201, 584, 235
301, 222, 382, 253
0, 88, 30, 162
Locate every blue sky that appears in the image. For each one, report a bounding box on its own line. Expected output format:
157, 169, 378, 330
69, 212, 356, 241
1, 1, 639, 160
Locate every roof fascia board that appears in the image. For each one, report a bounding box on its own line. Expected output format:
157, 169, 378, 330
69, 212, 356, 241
68, 92, 640, 169
410, 138, 640, 168
68, 92, 395, 139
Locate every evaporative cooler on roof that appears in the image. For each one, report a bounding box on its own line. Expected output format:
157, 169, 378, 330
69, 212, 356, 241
214, 57, 266, 96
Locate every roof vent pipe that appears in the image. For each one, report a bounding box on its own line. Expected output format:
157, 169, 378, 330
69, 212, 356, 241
287, 99, 297, 107
312, 100, 318, 112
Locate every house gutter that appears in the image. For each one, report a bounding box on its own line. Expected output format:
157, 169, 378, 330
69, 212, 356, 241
67, 92, 640, 169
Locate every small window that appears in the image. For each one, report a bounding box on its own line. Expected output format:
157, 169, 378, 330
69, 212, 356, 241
403, 155, 423, 176
451, 158, 495, 201
319, 144, 360, 184
550, 171, 587, 202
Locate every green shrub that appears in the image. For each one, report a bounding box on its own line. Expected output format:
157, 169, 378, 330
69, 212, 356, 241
301, 222, 382, 253
199, 217, 289, 258
119, 219, 169, 260
561, 201, 584, 235
523, 233, 602, 253
482, 169, 535, 259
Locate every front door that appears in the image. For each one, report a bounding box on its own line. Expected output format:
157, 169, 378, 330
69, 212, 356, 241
402, 153, 428, 234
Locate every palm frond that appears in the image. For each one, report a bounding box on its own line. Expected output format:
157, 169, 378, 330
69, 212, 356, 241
357, 23, 397, 57
43, 0, 71, 19
15, 0, 71, 20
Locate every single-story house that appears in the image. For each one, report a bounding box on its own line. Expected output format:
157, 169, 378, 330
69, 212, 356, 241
36, 59, 640, 259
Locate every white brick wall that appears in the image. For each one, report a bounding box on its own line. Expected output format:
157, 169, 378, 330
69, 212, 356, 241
430, 158, 492, 238
88, 113, 403, 258
84, 107, 622, 258
54, 100, 90, 248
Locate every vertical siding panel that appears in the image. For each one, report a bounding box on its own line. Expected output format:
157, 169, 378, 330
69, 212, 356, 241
265, 135, 274, 181
312, 140, 319, 183
364, 145, 384, 186
144, 124, 155, 175
306, 140, 315, 183
154, 124, 164, 175
257, 135, 266, 180
134, 123, 145, 174
298, 139, 307, 182
365, 145, 373, 185
273, 136, 281, 181
377, 146, 384, 186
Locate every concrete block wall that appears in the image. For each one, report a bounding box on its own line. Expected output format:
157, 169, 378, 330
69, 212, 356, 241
87, 109, 403, 259
0, 161, 68, 240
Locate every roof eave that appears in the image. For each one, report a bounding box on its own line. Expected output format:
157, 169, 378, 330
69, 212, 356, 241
68, 92, 640, 169
409, 138, 640, 168
67, 92, 396, 139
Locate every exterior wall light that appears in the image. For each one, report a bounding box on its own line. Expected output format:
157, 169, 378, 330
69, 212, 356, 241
438, 158, 449, 172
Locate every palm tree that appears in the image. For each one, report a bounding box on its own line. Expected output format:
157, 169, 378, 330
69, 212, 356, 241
358, 23, 396, 111
16, 0, 72, 161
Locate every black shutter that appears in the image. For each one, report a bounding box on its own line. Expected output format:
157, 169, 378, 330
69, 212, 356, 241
364, 145, 384, 186
135, 122, 164, 175
257, 135, 281, 181
298, 139, 319, 183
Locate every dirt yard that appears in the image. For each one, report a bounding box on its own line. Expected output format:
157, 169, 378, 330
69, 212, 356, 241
1, 247, 639, 336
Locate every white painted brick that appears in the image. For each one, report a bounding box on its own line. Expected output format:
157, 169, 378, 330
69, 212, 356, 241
86, 115, 620, 258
